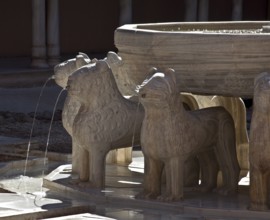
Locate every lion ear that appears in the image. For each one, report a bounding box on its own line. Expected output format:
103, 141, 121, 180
164, 68, 177, 93
149, 67, 158, 75
107, 51, 122, 65
76, 52, 91, 67
255, 72, 270, 86
145, 67, 158, 80
137, 67, 158, 92
96, 60, 110, 71
78, 52, 90, 60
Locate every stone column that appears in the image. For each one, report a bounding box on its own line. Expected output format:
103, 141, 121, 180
185, 0, 198, 21
31, 0, 48, 68
232, 0, 243, 20
119, 0, 132, 25
268, 0, 270, 20
47, 0, 60, 66
198, 0, 209, 21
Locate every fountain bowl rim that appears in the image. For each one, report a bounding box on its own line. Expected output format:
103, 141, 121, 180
116, 21, 270, 36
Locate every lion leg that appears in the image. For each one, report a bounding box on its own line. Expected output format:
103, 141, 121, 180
197, 150, 218, 192
184, 157, 200, 187
158, 157, 184, 201
249, 166, 269, 211
136, 157, 163, 200
88, 147, 107, 188
72, 141, 80, 176
78, 147, 89, 182
215, 118, 240, 195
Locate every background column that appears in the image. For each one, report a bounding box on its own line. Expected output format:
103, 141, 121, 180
185, 0, 198, 21
232, 0, 243, 20
198, 0, 209, 21
47, 0, 60, 67
31, 0, 48, 68
119, 0, 132, 25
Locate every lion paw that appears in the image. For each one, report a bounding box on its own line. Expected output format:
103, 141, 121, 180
157, 194, 183, 202
69, 178, 81, 185
248, 202, 269, 211
68, 179, 97, 189
214, 186, 237, 196
78, 182, 91, 188
194, 185, 215, 193
135, 191, 160, 200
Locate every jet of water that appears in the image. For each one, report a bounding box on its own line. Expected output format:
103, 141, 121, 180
23, 76, 54, 176
18, 76, 54, 192
40, 88, 66, 193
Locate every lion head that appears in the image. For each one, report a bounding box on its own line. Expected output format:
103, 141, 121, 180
67, 60, 118, 105
253, 72, 270, 112
138, 68, 178, 108
54, 52, 95, 88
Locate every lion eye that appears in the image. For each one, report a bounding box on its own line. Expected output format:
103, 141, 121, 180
141, 93, 146, 98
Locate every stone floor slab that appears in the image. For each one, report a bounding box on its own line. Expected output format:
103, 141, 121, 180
43, 153, 270, 220
0, 151, 270, 219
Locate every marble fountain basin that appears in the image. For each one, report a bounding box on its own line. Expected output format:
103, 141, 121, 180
114, 21, 270, 98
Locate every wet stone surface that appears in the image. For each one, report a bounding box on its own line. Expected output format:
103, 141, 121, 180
0, 111, 72, 153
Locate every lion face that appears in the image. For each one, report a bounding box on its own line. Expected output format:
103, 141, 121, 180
66, 60, 112, 104
254, 72, 270, 111
138, 68, 177, 108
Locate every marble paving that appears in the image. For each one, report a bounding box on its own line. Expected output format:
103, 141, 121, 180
43, 151, 270, 220
0, 150, 270, 219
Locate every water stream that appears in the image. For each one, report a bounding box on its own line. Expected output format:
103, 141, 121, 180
40, 88, 66, 193
24, 87, 66, 199
23, 76, 54, 177
16, 76, 54, 194
19, 85, 66, 200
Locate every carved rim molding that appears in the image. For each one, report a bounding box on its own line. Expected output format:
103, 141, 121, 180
115, 21, 270, 98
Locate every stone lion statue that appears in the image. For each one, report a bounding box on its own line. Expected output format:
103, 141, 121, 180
54, 51, 133, 136
65, 60, 144, 188
137, 68, 240, 201
54, 52, 135, 169
249, 72, 270, 211
54, 53, 95, 174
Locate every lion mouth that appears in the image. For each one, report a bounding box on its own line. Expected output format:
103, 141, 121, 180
139, 95, 165, 105
68, 90, 79, 95
66, 86, 80, 96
